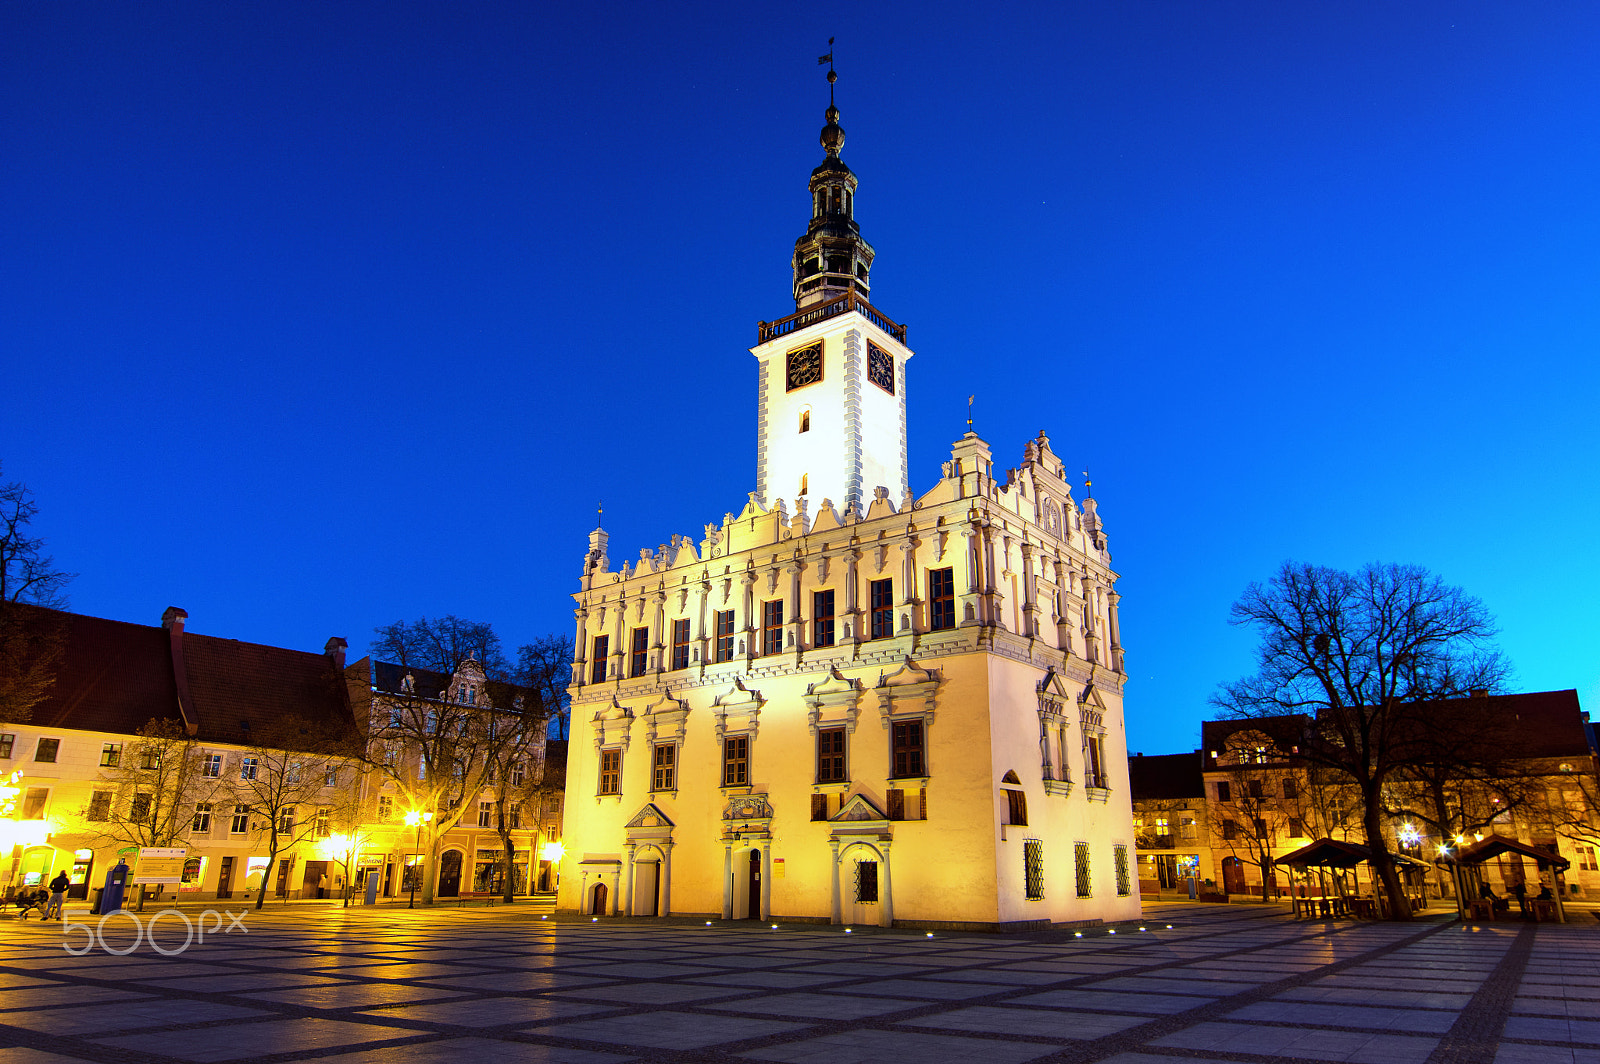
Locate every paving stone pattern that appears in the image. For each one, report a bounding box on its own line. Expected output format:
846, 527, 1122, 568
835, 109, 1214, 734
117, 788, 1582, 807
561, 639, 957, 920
0, 902, 1595, 1064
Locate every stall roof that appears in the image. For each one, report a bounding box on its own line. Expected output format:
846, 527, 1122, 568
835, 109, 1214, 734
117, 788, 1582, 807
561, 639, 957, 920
1275, 838, 1429, 870
1436, 835, 1570, 872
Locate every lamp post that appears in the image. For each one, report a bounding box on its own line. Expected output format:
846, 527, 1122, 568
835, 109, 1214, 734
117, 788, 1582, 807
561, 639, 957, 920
403, 809, 432, 909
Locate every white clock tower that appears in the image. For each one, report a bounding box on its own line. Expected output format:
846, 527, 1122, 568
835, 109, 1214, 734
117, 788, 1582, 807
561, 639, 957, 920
751, 72, 911, 519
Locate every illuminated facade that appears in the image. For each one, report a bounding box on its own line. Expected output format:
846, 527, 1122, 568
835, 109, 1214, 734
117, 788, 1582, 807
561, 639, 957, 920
557, 84, 1139, 929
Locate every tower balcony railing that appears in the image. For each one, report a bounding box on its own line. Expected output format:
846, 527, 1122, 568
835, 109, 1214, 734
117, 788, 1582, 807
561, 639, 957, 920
758, 290, 906, 345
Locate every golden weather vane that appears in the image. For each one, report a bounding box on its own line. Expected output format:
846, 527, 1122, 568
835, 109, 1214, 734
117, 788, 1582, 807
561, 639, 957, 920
1082, 470, 1093, 498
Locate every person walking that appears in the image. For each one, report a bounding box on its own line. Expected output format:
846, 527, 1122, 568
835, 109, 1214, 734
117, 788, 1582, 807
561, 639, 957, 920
318, 873, 329, 900
44, 870, 70, 920
1511, 878, 1529, 917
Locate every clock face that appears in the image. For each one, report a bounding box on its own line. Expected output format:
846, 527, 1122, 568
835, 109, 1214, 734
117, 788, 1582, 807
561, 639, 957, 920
785, 342, 823, 392
867, 341, 895, 394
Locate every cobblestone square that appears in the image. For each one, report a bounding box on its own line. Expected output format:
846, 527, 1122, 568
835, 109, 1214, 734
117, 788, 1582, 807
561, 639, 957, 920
0, 902, 1595, 1063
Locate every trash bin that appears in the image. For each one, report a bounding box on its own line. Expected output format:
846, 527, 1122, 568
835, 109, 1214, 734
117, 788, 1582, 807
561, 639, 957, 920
90, 888, 104, 916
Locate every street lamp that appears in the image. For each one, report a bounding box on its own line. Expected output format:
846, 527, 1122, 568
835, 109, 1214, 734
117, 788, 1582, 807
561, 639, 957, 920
403, 809, 432, 909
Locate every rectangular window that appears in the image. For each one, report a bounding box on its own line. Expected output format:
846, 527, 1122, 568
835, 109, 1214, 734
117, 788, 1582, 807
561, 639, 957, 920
816, 727, 846, 783
811, 793, 828, 821
231, 804, 250, 833
34, 737, 59, 763
88, 791, 111, 821
478, 801, 494, 828
100, 743, 122, 767
671, 618, 690, 670
599, 748, 621, 795
1216, 781, 1231, 803
1583, 846, 1599, 872
316, 807, 330, 837
1223, 819, 1239, 840
722, 735, 749, 787
1282, 777, 1298, 800
929, 567, 955, 631
510, 802, 522, 829
201, 753, 222, 778
1086, 736, 1106, 789
1006, 788, 1028, 826
0, 734, 12, 758
511, 761, 525, 786
1074, 841, 1092, 897
855, 859, 879, 902
240, 757, 258, 781
277, 808, 295, 835
193, 803, 212, 833
130, 793, 152, 825
591, 635, 609, 683
870, 578, 894, 639
1180, 815, 1197, 840
813, 590, 835, 647
714, 610, 735, 663
652, 743, 676, 791
1024, 839, 1045, 900
630, 626, 649, 677
1288, 817, 1304, 838
22, 787, 48, 819
377, 795, 393, 823
1247, 778, 1264, 799
762, 600, 783, 655
891, 719, 925, 778
1253, 817, 1268, 838
325, 765, 338, 787
139, 745, 160, 770
887, 788, 905, 821
1114, 844, 1131, 896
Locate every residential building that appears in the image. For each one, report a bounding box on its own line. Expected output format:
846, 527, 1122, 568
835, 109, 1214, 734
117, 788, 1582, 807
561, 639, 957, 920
556, 80, 1139, 929
1128, 751, 1213, 895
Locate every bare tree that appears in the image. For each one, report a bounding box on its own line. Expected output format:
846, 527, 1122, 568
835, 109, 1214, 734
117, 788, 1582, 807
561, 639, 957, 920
233, 716, 349, 910
1208, 730, 1302, 901
0, 466, 75, 723
517, 635, 572, 740
1214, 561, 1510, 920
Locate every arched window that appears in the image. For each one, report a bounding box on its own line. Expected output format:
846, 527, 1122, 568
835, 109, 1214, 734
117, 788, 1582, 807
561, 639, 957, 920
799, 474, 808, 496
799, 409, 810, 433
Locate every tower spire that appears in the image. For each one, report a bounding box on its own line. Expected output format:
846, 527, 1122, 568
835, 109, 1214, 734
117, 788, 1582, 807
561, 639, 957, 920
792, 40, 875, 309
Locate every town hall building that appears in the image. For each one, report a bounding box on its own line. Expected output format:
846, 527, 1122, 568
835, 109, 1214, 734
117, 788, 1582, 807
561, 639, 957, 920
556, 76, 1139, 929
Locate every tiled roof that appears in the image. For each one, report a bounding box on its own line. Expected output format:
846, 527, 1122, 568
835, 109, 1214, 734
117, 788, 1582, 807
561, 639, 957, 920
4, 603, 357, 748
1128, 751, 1204, 800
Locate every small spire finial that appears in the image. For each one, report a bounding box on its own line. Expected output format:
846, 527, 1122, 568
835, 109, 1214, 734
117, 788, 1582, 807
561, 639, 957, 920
597, 500, 604, 523
967, 394, 975, 431
817, 38, 844, 157
1082, 471, 1093, 498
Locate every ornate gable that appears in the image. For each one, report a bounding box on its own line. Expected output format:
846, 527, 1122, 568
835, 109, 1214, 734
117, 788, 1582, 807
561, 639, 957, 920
711, 677, 764, 742
625, 802, 675, 830
806, 667, 864, 736
876, 656, 941, 725
592, 696, 635, 751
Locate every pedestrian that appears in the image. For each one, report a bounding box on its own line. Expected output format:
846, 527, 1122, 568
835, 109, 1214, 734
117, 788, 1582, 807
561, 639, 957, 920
44, 870, 70, 920
1510, 879, 1528, 917
318, 873, 329, 899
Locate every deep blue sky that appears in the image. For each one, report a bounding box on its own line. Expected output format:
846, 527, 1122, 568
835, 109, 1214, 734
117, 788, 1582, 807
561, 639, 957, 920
5, 3, 1597, 753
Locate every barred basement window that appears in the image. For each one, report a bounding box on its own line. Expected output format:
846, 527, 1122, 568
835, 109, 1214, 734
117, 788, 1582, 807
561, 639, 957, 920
855, 860, 879, 902
1114, 844, 1131, 896
1074, 841, 1092, 897
1024, 839, 1045, 900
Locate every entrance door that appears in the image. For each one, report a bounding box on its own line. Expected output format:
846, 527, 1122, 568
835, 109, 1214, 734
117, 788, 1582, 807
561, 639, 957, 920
849, 857, 879, 925
635, 861, 658, 916
275, 859, 292, 898
438, 850, 462, 897
591, 881, 608, 914
216, 856, 235, 899
302, 860, 329, 898
747, 850, 761, 920
1222, 857, 1246, 895
68, 855, 94, 900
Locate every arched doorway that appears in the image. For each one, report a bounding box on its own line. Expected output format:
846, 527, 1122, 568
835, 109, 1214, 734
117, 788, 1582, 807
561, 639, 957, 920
590, 881, 608, 915
438, 850, 462, 897
1222, 856, 1246, 896
840, 841, 884, 926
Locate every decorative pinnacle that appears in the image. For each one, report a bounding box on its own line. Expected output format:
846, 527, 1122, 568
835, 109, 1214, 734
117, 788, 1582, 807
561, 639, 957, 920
818, 38, 844, 158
